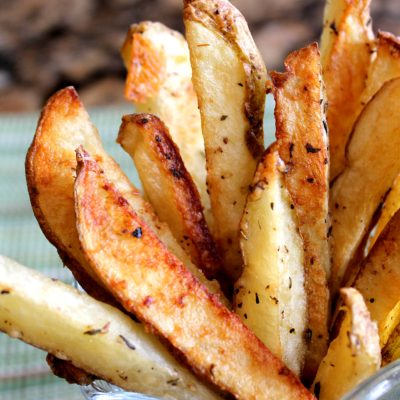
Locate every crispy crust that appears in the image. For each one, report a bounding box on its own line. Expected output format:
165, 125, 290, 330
118, 114, 223, 282
320, 0, 374, 180
46, 354, 96, 386
122, 31, 165, 103
25, 87, 113, 302
74, 150, 313, 400
270, 44, 330, 383
184, 0, 265, 158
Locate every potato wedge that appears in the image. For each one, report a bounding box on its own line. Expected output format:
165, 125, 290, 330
367, 172, 400, 252
117, 114, 222, 282
361, 31, 400, 107
320, 0, 374, 180
270, 43, 330, 381
353, 209, 400, 347
311, 288, 380, 400
0, 255, 220, 399
120, 22, 211, 228
382, 322, 400, 366
184, 0, 267, 279
25, 87, 224, 301
330, 78, 400, 294
74, 149, 314, 400
235, 146, 307, 376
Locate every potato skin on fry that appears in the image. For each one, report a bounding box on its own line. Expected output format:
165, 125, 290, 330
117, 114, 223, 282
271, 43, 330, 382
184, 0, 267, 280
74, 150, 314, 400
320, 0, 374, 180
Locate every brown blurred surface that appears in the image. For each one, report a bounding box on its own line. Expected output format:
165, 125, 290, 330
0, 0, 399, 112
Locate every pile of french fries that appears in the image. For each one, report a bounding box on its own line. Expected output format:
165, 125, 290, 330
1, 0, 400, 398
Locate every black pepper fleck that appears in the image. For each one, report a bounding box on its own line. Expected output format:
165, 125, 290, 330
132, 227, 143, 238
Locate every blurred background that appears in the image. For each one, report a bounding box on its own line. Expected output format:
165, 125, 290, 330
0, 0, 399, 113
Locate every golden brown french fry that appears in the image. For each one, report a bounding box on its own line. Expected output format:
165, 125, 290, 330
367, 172, 400, 252
235, 145, 307, 376
311, 288, 380, 400
0, 255, 221, 399
184, 0, 267, 280
25, 87, 224, 301
320, 0, 374, 180
120, 22, 211, 228
270, 43, 330, 382
74, 149, 314, 400
353, 209, 400, 348
330, 78, 400, 294
382, 322, 400, 366
117, 114, 223, 282
361, 31, 400, 107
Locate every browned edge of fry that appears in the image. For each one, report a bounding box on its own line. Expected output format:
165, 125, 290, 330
270, 43, 330, 384
24, 87, 115, 305
74, 149, 314, 400
183, 0, 265, 159
121, 27, 165, 103
118, 114, 225, 286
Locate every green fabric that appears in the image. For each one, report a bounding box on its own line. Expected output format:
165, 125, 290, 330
0, 97, 275, 400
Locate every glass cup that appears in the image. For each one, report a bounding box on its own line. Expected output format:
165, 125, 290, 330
82, 360, 400, 400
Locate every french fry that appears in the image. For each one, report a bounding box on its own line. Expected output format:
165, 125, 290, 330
270, 43, 330, 382
361, 31, 400, 107
382, 322, 400, 366
117, 114, 222, 282
311, 288, 380, 400
120, 22, 212, 228
184, 0, 267, 280
320, 0, 374, 180
74, 149, 314, 400
235, 146, 307, 376
330, 78, 400, 294
25, 87, 224, 301
353, 209, 400, 348
0, 255, 220, 399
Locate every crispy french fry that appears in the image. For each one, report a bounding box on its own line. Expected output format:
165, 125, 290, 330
117, 114, 222, 282
367, 172, 400, 252
311, 288, 380, 400
382, 322, 400, 366
330, 78, 400, 294
184, 0, 267, 280
0, 255, 220, 399
361, 31, 400, 107
270, 43, 330, 382
25, 87, 224, 301
320, 0, 374, 180
120, 22, 212, 228
235, 146, 307, 376
74, 149, 314, 400
353, 209, 400, 347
